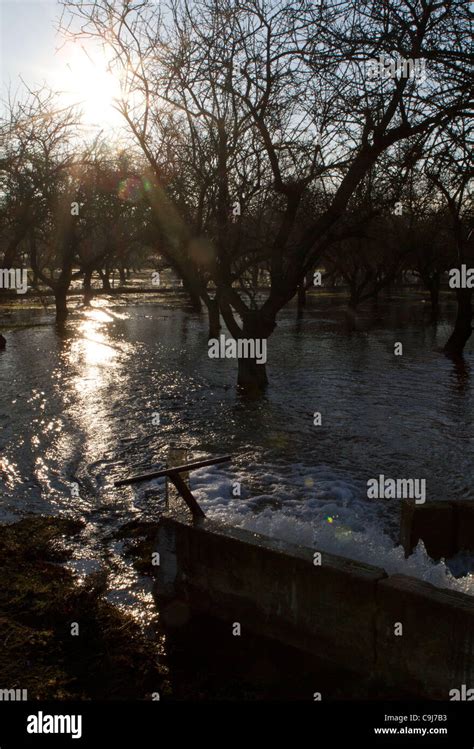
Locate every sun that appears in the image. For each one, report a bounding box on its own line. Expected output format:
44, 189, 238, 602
52, 40, 124, 133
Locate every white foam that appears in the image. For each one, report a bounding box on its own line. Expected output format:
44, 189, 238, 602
191, 464, 474, 596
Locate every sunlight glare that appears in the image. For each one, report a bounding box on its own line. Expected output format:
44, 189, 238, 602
51, 40, 124, 132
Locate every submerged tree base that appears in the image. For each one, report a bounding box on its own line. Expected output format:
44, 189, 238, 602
444, 288, 473, 356
237, 359, 268, 395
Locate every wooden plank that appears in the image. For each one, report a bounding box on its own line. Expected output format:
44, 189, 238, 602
114, 454, 231, 487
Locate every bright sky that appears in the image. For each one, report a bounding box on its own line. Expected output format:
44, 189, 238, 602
0, 0, 125, 134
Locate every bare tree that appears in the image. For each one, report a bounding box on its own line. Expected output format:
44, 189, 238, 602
424, 116, 474, 355
60, 0, 472, 389
0, 87, 80, 322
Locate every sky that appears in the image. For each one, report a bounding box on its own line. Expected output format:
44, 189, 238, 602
0, 0, 125, 133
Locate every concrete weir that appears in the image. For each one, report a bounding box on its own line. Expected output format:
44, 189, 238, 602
153, 511, 474, 699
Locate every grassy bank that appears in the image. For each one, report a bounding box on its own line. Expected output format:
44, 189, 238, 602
0, 516, 165, 700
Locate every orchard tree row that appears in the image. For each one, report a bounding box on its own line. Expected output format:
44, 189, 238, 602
1, 0, 472, 389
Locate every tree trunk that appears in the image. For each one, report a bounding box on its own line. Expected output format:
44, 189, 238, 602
207, 298, 221, 339
444, 289, 472, 356
236, 310, 273, 393
119, 266, 126, 286
297, 270, 313, 313
237, 356, 268, 392
83, 269, 93, 306
181, 275, 202, 311
3, 227, 27, 268
429, 282, 439, 315
251, 264, 259, 292
348, 283, 359, 309
55, 287, 69, 325
100, 270, 111, 291
297, 283, 306, 310
419, 270, 440, 318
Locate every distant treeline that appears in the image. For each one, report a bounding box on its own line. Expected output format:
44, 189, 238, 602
1, 0, 472, 388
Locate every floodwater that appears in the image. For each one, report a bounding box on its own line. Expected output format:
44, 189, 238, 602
1, 290, 474, 614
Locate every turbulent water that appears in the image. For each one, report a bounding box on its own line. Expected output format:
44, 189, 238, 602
1, 290, 474, 605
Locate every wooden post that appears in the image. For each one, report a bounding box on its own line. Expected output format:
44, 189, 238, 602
167, 471, 205, 520
400, 500, 456, 560
166, 444, 189, 514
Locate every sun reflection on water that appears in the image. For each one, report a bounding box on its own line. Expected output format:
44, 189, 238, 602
72, 308, 119, 374
54, 302, 131, 487
0, 457, 22, 490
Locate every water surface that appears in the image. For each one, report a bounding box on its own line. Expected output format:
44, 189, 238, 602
1, 291, 473, 599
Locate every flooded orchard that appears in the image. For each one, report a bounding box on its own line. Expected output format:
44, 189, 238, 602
1, 291, 473, 606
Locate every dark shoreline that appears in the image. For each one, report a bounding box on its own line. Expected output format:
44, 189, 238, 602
0, 516, 165, 700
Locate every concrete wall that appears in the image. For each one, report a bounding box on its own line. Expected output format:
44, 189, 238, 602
154, 511, 474, 699
376, 575, 474, 697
